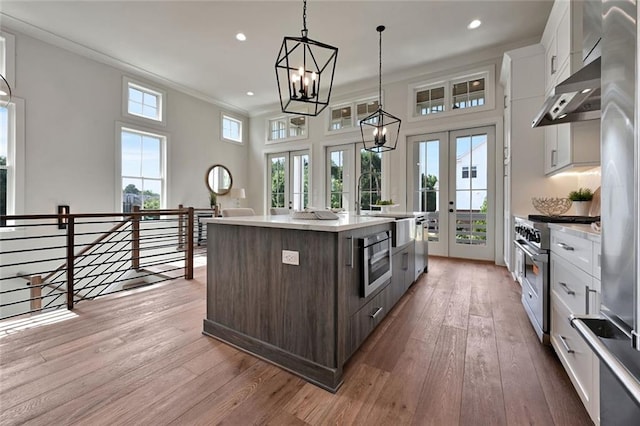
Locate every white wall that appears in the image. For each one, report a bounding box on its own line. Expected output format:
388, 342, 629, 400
9, 29, 249, 215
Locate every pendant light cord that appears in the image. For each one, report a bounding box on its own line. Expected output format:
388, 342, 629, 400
378, 28, 383, 108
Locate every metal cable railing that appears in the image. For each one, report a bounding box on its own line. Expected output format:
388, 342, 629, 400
0, 207, 194, 321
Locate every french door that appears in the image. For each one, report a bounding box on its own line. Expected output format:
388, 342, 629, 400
408, 126, 495, 260
267, 150, 309, 211
326, 143, 383, 211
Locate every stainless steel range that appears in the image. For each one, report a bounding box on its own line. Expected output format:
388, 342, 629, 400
514, 215, 599, 344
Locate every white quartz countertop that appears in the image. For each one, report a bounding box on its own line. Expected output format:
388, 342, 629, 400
358, 211, 426, 219
202, 213, 394, 232
548, 222, 601, 243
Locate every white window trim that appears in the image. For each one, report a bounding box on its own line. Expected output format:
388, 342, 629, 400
122, 76, 167, 127
0, 98, 25, 231
114, 122, 169, 212
0, 31, 16, 89
407, 65, 495, 122
220, 112, 244, 144
265, 115, 309, 144
324, 93, 382, 136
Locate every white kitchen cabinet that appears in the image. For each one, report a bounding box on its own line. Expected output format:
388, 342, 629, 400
541, 0, 600, 176
500, 44, 545, 274
550, 226, 601, 424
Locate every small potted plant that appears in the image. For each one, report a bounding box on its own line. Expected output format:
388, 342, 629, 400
209, 192, 219, 216
568, 188, 593, 216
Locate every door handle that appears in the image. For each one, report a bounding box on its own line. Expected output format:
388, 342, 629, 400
559, 335, 574, 354
559, 282, 575, 296
369, 307, 383, 319
586, 286, 598, 314
556, 242, 574, 251
449, 209, 454, 213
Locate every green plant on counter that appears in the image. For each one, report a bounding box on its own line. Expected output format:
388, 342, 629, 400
209, 191, 217, 207
568, 188, 593, 201
375, 199, 394, 205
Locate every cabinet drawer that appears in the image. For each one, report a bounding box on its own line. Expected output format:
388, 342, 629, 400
348, 283, 390, 357
551, 297, 596, 414
551, 255, 591, 315
551, 231, 593, 274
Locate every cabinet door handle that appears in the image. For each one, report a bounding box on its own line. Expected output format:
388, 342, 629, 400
559, 335, 575, 354
586, 286, 598, 315
556, 242, 574, 251
551, 55, 557, 75
370, 306, 383, 319
403, 252, 409, 270
551, 149, 557, 167
559, 282, 576, 296
347, 236, 354, 268
504, 95, 508, 109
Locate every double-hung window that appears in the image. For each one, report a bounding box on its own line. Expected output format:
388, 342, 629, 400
119, 126, 166, 213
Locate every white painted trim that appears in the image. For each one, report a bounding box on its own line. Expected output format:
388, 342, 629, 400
0, 30, 16, 88
0, 15, 249, 116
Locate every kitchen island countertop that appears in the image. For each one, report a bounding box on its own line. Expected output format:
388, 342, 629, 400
202, 213, 394, 232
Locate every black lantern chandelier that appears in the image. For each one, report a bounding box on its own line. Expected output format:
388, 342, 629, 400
360, 25, 401, 153
275, 0, 338, 117
0, 73, 12, 108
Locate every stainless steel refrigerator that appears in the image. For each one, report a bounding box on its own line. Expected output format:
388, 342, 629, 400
571, 0, 640, 424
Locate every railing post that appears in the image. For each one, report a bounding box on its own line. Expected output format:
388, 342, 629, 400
132, 205, 140, 271
178, 204, 184, 250
29, 275, 42, 312
186, 207, 194, 280
66, 216, 75, 310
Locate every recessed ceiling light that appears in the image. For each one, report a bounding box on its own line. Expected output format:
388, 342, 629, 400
236, 33, 247, 41
246, 91, 254, 96
581, 88, 592, 94
467, 19, 482, 30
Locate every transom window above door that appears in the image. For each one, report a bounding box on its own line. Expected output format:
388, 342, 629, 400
325, 95, 379, 134
408, 67, 494, 121
267, 116, 307, 142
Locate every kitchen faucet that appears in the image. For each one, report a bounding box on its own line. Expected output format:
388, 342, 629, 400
356, 172, 381, 215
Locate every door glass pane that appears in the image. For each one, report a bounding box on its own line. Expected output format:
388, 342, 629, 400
415, 139, 440, 242
329, 150, 345, 209
455, 133, 487, 246
270, 156, 286, 208
360, 149, 381, 210
292, 153, 309, 210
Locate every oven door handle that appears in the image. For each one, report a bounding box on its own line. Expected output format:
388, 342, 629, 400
370, 248, 390, 264
514, 240, 548, 264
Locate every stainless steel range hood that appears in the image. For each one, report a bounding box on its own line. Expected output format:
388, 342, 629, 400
532, 57, 601, 127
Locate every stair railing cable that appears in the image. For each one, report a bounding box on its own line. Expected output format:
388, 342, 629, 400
0, 207, 194, 321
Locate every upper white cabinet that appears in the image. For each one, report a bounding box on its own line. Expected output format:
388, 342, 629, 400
541, 0, 600, 176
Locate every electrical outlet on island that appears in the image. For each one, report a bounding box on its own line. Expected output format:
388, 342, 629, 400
282, 250, 299, 265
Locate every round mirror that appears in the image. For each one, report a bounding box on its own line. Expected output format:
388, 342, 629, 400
205, 164, 233, 195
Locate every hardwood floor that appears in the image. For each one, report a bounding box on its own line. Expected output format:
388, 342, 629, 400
0, 258, 592, 425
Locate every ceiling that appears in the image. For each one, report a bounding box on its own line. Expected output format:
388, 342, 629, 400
0, 1, 553, 115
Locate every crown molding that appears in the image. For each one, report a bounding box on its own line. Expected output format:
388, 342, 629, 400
0, 13, 249, 117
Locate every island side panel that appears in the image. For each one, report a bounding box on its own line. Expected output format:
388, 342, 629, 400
207, 223, 337, 367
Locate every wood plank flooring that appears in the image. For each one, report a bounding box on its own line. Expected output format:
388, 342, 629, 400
0, 258, 592, 425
